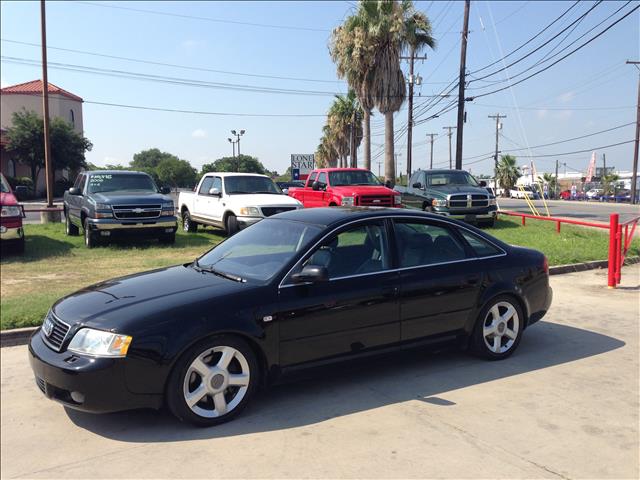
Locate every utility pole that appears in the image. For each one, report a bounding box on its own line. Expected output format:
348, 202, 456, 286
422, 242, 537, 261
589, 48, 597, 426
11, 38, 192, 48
349, 121, 356, 168
426, 133, 437, 169
602, 153, 606, 177
488, 114, 507, 193
626, 60, 639, 204
555, 159, 559, 199
376, 160, 382, 178
455, 0, 471, 170
40, 0, 54, 210
401, 51, 427, 179
443, 126, 456, 169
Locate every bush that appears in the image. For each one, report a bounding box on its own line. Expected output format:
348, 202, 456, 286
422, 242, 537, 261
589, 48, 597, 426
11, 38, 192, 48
54, 178, 74, 197
5, 176, 35, 200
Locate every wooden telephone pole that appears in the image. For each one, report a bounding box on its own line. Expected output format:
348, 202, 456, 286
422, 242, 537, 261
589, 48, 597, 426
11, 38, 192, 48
402, 51, 427, 179
426, 133, 437, 169
455, 0, 471, 170
627, 60, 639, 204
488, 114, 507, 192
442, 126, 456, 169
40, 0, 54, 209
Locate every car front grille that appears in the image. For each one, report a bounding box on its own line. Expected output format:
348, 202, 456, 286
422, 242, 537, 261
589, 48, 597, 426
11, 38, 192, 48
35, 377, 46, 394
448, 194, 489, 209
261, 206, 297, 217
112, 204, 162, 220
41, 312, 71, 352
357, 195, 393, 207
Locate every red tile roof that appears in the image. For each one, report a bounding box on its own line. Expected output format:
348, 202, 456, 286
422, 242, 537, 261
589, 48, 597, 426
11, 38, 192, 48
0, 80, 83, 102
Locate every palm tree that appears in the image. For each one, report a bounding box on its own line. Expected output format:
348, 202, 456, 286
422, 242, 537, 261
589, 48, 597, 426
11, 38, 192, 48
327, 90, 363, 168
497, 154, 521, 195
601, 172, 620, 196
539, 173, 558, 198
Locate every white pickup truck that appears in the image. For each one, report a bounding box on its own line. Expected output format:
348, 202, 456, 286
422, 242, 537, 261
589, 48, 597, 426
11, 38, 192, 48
178, 172, 303, 235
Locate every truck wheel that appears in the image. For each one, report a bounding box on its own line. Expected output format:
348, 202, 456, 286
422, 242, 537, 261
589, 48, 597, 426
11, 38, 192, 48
469, 296, 524, 360
225, 214, 239, 236
65, 213, 79, 236
159, 233, 176, 245
83, 219, 100, 248
183, 211, 198, 233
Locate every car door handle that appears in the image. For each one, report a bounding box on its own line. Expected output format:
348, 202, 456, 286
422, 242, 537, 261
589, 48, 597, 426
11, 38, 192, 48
465, 275, 480, 286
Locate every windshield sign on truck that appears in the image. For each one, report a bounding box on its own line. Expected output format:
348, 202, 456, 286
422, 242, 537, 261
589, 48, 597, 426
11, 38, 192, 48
291, 154, 315, 181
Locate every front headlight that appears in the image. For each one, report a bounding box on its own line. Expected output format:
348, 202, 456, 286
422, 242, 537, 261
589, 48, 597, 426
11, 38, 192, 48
432, 199, 447, 207
68, 328, 132, 357
162, 201, 175, 214
239, 206, 261, 216
94, 203, 111, 210
488, 197, 497, 206
1, 205, 23, 217
341, 196, 355, 207
394, 195, 402, 205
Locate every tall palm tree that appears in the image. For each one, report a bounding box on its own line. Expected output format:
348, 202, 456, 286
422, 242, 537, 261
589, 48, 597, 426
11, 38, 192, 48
601, 172, 620, 196
539, 172, 557, 198
327, 91, 363, 168
497, 154, 521, 195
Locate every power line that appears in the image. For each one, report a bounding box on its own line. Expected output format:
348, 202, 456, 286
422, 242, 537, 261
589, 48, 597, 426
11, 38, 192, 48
467, 4, 640, 100
74, 1, 330, 32
0, 38, 345, 84
473, 103, 634, 111
505, 140, 635, 158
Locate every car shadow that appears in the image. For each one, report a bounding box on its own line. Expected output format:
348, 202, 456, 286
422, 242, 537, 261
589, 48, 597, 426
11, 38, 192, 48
65, 321, 624, 442
0, 235, 73, 263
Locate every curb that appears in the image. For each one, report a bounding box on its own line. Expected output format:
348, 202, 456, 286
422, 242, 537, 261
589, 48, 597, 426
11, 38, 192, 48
1, 327, 36, 348
2, 257, 639, 348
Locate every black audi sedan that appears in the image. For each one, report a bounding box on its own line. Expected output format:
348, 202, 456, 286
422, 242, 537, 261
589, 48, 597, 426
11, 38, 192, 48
29, 208, 552, 426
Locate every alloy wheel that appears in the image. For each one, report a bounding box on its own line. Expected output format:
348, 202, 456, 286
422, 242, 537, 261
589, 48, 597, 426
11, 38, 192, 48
182, 346, 250, 418
482, 301, 520, 354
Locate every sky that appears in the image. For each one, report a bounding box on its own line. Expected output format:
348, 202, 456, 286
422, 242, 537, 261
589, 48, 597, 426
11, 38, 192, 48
0, 0, 638, 177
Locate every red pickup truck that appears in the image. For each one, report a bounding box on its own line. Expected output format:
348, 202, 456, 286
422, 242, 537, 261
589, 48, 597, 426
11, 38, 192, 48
287, 168, 401, 208
1, 173, 25, 253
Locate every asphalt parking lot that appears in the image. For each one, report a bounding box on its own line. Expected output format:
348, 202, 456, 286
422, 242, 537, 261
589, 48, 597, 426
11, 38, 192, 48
1, 264, 638, 479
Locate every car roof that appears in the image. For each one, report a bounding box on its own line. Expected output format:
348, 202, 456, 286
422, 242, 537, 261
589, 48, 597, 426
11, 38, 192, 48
416, 169, 471, 174
202, 172, 269, 178
86, 170, 149, 176
312, 168, 370, 172
271, 207, 446, 227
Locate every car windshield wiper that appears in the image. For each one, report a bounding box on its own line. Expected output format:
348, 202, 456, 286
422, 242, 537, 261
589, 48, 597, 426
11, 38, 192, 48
193, 260, 244, 283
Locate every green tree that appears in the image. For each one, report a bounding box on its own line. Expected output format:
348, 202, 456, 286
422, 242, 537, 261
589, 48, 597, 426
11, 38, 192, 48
496, 154, 521, 195
130, 148, 184, 182
601, 173, 620, 196
156, 157, 197, 188
201, 155, 266, 175
5, 110, 92, 186
539, 173, 558, 198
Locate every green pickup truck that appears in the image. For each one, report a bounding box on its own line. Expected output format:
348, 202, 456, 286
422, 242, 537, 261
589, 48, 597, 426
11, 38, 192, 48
394, 169, 498, 227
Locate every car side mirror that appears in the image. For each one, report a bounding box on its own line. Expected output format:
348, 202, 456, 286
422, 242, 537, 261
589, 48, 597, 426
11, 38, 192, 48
412, 182, 422, 189
384, 180, 392, 188
68, 187, 81, 195
160, 186, 171, 194
479, 180, 487, 187
312, 181, 321, 191
209, 187, 221, 197
291, 264, 329, 284
282, 188, 289, 195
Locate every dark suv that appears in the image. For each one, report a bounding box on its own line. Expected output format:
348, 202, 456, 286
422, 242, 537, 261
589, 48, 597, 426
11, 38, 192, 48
64, 170, 177, 248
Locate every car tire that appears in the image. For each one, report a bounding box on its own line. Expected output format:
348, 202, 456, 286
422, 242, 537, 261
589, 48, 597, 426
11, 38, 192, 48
183, 211, 198, 233
469, 295, 524, 360
83, 219, 100, 248
166, 335, 259, 427
225, 214, 239, 236
159, 233, 176, 245
65, 213, 79, 236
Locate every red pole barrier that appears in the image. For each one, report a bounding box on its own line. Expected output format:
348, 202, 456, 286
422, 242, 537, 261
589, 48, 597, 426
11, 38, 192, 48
556, 221, 561, 233
615, 225, 622, 285
608, 213, 619, 288
522, 216, 526, 226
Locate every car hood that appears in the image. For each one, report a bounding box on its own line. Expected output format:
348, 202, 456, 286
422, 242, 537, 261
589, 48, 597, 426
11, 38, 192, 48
0, 192, 18, 206
89, 191, 171, 204
330, 185, 398, 196
228, 193, 302, 207
426, 185, 490, 198
52, 265, 262, 331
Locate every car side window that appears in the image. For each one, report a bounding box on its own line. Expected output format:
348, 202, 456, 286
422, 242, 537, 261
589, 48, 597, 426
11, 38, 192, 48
460, 230, 503, 258
317, 172, 327, 188
211, 177, 222, 193
307, 172, 317, 186
199, 177, 214, 194
73, 174, 82, 189
302, 222, 390, 279
394, 220, 468, 267
77, 175, 87, 193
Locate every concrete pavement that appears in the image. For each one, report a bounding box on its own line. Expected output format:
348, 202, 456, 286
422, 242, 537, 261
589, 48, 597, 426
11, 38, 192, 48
1, 265, 639, 479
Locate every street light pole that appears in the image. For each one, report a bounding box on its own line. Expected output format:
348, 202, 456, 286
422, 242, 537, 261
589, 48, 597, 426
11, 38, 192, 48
230, 129, 245, 172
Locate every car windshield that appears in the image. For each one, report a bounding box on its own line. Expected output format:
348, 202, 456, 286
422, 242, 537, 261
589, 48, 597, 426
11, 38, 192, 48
0, 176, 10, 193
425, 172, 479, 187
224, 176, 282, 194
88, 174, 157, 193
329, 170, 381, 186
196, 219, 322, 281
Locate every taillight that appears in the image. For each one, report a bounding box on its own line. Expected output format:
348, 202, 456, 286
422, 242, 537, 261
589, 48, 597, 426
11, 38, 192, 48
543, 256, 549, 274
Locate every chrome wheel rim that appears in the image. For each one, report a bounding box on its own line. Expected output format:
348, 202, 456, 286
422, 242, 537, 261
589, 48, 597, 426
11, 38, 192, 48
84, 224, 89, 245
183, 216, 189, 232
183, 346, 250, 418
483, 301, 519, 354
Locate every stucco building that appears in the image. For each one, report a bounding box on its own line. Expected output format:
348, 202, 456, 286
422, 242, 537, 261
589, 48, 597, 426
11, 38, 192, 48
0, 80, 84, 193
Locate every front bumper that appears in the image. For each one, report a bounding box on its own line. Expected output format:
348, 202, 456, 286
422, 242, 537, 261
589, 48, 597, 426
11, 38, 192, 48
433, 207, 498, 221
0, 224, 24, 241
87, 216, 178, 236
28, 330, 161, 413
237, 216, 262, 229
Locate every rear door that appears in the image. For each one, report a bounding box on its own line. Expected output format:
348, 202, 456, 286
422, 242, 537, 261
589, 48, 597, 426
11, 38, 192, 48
393, 218, 483, 340
194, 176, 215, 220
277, 220, 400, 366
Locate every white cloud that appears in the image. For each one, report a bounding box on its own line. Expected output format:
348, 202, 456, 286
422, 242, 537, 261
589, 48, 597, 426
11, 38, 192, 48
191, 128, 207, 139
558, 91, 575, 103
